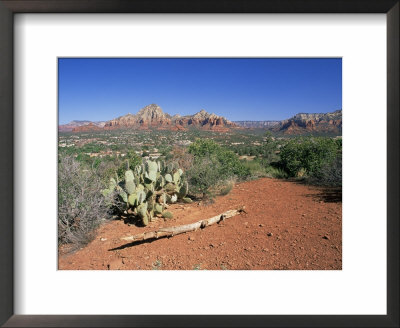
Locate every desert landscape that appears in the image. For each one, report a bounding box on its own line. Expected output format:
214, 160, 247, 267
58, 58, 342, 270
59, 177, 341, 270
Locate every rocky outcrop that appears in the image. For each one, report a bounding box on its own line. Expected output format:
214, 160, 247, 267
104, 104, 172, 130
103, 104, 237, 131
272, 109, 342, 135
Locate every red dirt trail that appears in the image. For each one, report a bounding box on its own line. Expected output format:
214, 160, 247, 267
59, 178, 342, 270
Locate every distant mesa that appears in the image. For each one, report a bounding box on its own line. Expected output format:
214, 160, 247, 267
59, 120, 106, 132
234, 121, 280, 128
235, 109, 342, 135
271, 109, 342, 135
72, 122, 103, 132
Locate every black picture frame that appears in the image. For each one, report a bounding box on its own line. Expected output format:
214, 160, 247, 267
0, 0, 398, 327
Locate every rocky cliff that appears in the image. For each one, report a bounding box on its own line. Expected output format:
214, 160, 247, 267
102, 104, 237, 131
271, 109, 342, 135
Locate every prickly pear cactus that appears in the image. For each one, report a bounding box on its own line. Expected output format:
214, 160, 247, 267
102, 159, 190, 226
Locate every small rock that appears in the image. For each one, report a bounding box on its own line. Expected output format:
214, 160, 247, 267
100, 237, 107, 241
323, 235, 330, 240
107, 259, 122, 270
188, 236, 195, 241
259, 224, 265, 227
244, 222, 248, 225
209, 243, 215, 248
267, 232, 273, 237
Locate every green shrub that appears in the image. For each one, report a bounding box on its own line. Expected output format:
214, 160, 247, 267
260, 131, 280, 165
188, 139, 250, 180
307, 155, 342, 187
279, 137, 339, 178
187, 139, 250, 199
187, 155, 223, 199
241, 159, 267, 179
162, 211, 173, 219
219, 179, 235, 196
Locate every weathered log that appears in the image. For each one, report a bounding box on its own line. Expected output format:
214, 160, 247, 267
120, 207, 245, 243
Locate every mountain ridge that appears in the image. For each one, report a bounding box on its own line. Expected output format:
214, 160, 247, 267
59, 104, 342, 135
271, 109, 342, 135
101, 104, 236, 132
59, 120, 106, 132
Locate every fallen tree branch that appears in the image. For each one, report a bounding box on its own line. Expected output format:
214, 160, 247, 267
120, 206, 245, 243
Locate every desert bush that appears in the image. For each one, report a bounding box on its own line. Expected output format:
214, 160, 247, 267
265, 166, 289, 179
219, 178, 236, 196
186, 139, 250, 199
170, 146, 194, 172
307, 154, 342, 187
260, 131, 280, 165
58, 156, 111, 247
186, 155, 223, 199
279, 137, 339, 178
188, 139, 250, 180
241, 159, 267, 179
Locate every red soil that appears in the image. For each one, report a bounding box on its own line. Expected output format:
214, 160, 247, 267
58, 178, 342, 270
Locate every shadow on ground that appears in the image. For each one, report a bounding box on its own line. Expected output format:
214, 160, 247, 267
307, 188, 342, 203
108, 237, 163, 251
280, 179, 342, 203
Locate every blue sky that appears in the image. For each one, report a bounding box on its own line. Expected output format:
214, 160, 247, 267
58, 58, 341, 124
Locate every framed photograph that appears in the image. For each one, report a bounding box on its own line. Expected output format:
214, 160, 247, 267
1, 0, 398, 327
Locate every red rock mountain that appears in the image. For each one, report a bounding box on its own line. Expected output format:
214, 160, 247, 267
102, 104, 237, 131
271, 110, 342, 135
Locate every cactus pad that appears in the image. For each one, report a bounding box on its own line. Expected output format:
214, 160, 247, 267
162, 211, 173, 219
